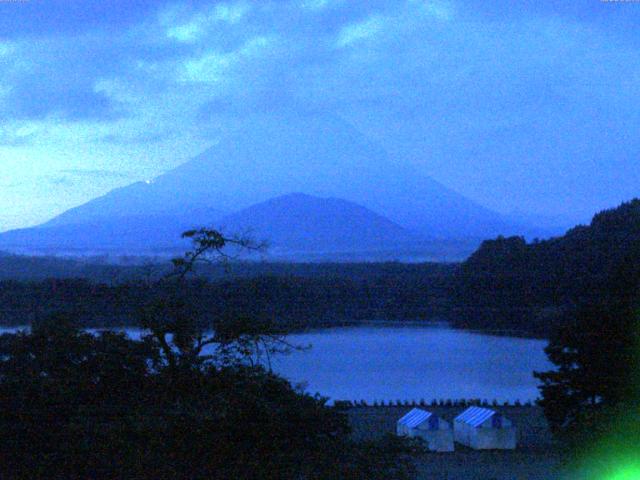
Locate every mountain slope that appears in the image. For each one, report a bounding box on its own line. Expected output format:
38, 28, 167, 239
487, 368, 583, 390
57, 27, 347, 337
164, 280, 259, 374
0, 209, 220, 255
451, 198, 640, 336
0, 113, 535, 256
0, 194, 421, 258
217, 193, 419, 254
41, 113, 525, 236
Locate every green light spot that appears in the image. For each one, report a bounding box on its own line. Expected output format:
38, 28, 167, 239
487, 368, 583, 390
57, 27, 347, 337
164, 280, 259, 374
608, 464, 640, 480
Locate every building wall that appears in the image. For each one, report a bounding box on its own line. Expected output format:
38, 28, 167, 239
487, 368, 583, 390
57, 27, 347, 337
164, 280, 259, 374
414, 429, 455, 452
454, 422, 517, 450
472, 428, 517, 450
397, 418, 455, 452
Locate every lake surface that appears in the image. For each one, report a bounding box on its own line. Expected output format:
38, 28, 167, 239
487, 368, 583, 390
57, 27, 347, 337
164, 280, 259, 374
271, 325, 551, 403
0, 324, 551, 403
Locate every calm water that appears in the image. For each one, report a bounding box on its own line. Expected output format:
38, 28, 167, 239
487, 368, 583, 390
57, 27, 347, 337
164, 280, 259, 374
0, 325, 551, 403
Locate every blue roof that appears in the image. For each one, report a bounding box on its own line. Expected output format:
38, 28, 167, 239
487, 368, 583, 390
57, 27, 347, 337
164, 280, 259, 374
397, 408, 433, 428
455, 407, 497, 427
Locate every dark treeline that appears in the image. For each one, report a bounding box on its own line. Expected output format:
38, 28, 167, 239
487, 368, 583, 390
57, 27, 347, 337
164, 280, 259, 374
0, 253, 455, 282
450, 199, 640, 337
0, 266, 454, 329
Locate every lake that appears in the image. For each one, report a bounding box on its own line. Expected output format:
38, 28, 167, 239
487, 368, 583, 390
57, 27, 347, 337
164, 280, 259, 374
0, 324, 551, 403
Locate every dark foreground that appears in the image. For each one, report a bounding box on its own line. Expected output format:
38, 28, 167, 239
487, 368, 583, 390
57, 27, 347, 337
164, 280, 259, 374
347, 406, 565, 480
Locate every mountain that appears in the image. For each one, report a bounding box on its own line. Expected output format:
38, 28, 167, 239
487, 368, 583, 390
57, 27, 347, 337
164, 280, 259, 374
217, 193, 419, 255
0, 113, 535, 257
0, 209, 220, 256
0, 194, 423, 259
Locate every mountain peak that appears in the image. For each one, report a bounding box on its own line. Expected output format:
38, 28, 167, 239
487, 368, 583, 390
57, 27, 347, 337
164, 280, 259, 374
0, 113, 537, 257
218, 193, 419, 255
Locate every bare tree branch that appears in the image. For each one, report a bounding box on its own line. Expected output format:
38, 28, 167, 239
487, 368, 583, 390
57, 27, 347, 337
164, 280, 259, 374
168, 228, 267, 281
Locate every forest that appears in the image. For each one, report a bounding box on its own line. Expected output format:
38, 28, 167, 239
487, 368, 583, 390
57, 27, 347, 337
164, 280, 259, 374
450, 199, 640, 337
0, 263, 454, 329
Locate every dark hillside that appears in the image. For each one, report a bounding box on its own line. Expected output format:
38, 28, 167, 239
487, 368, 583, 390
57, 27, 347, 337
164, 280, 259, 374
451, 199, 640, 336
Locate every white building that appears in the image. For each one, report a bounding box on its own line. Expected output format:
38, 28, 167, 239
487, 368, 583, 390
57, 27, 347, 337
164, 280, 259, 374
453, 406, 517, 450
396, 408, 454, 452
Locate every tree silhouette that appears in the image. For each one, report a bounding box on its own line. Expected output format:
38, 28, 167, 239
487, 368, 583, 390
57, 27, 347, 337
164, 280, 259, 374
534, 259, 640, 442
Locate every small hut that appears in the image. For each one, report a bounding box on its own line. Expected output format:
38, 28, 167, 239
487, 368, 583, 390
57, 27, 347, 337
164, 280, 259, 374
453, 406, 516, 450
396, 408, 454, 452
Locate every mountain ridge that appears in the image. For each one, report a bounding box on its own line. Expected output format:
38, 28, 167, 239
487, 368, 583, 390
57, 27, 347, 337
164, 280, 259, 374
0, 113, 539, 258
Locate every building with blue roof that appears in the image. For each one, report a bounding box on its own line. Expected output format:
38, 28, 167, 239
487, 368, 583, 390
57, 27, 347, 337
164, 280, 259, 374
453, 407, 516, 450
396, 408, 454, 452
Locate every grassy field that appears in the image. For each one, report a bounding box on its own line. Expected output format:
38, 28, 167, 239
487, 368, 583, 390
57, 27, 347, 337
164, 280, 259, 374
346, 405, 567, 480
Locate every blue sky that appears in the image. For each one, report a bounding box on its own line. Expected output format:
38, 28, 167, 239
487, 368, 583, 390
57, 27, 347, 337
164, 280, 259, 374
1, 0, 639, 231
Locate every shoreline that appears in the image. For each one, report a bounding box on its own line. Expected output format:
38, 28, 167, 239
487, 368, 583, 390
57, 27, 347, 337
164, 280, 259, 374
0, 319, 550, 340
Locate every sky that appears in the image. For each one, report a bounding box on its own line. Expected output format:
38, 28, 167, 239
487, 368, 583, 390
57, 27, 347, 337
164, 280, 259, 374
1, 0, 639, 232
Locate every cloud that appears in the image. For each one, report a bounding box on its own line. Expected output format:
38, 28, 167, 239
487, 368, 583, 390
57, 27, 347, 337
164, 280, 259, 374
6, 87, 122, 122
300, 0, 345, 11
0, 40, 14, 56
0, 34, 132, 121
164, 2, 250, 43
336, 15, 385, 48
100, 132, 164, 145
180, 35, 275, 83
48, 177, 75, 187
0, 124, 37, 146
46, 169, 137, 192
1, 1, 638, 134
1, 0, 640, 225
0, 0, 169, 38
413, 0, 454, 21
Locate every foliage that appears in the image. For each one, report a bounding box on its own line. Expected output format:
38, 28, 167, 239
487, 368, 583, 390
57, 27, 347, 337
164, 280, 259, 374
533, 258, 640, 444
0, 267, 453, 329
0, 228, 422, 479
451, 199, 640, 336
0, 315, 420, 480
448, 199, 640, 447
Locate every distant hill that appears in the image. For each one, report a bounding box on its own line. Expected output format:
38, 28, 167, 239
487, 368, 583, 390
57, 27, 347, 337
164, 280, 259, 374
218, 193, 419, 256
0, 113, 537, 258
450, 198, 640, 336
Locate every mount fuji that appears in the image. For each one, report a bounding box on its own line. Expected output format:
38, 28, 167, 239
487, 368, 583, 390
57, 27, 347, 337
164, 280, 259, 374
0, 113, 535, 259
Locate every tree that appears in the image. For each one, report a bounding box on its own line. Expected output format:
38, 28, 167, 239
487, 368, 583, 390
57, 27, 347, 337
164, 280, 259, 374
451, 199, 640, 337
534, 259, 640, 441
0, 308, 420, 480
139, 228, 297, 373
0, 313, 157, 479
0, 228, 422, 479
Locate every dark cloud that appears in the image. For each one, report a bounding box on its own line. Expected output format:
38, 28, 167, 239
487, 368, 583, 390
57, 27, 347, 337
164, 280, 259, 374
6, 86, 123, 122
0, 33, 135, 121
